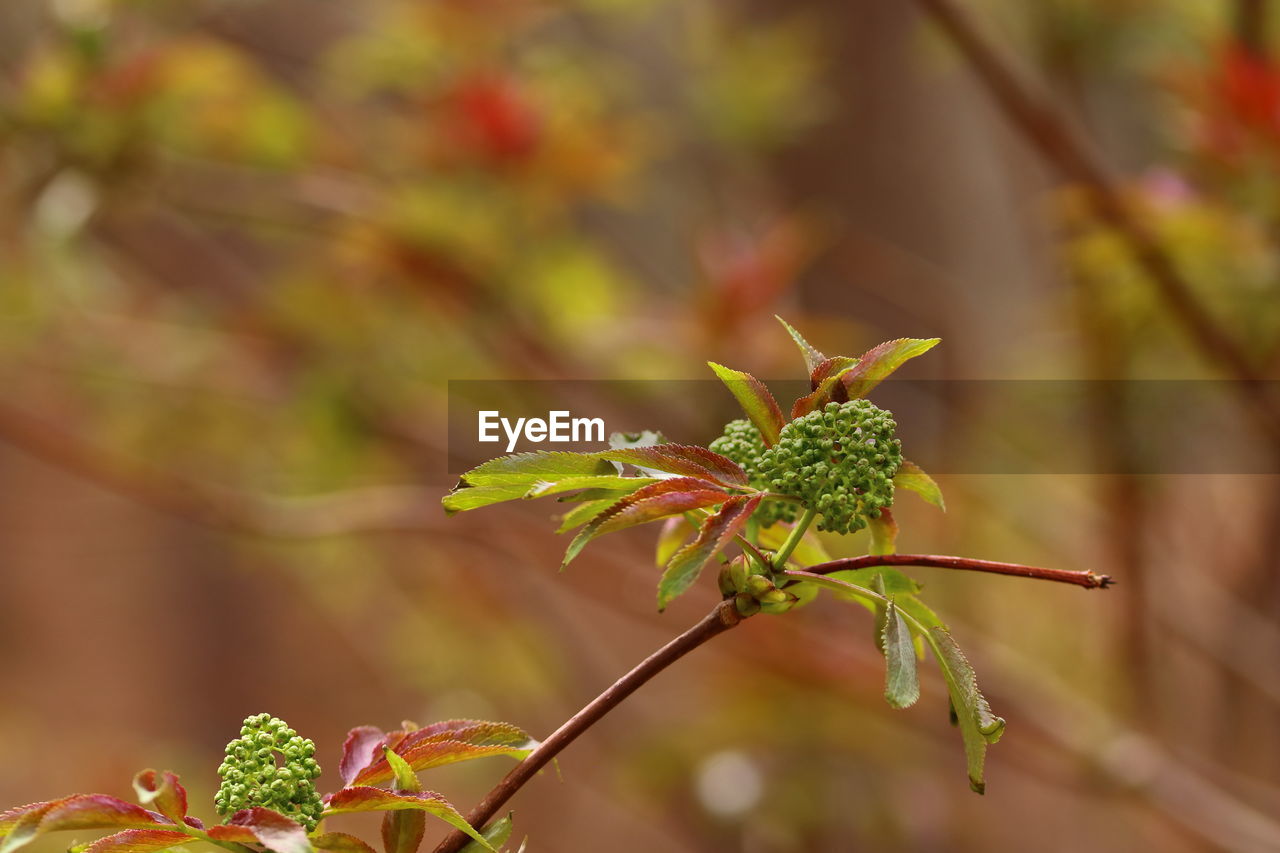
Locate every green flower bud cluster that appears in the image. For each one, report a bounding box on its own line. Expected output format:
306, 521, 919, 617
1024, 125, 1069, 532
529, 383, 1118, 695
708, 420, 800, 527
717, 555, 800, 616
215, 714, 323, 831
755, 400, 902, 534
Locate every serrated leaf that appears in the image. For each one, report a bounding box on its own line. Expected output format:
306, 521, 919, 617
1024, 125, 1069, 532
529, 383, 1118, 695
442, 484, 532, 515
83, 830, 191, 853
339, 726, 386, 788
0, 796, 174, 853
458, 814, 513, 853
840, 338, 940, 399
775, 316, 826, 374
353, 722, 536, 786
757, 521, 831, 566
455, 453, 614, 487
894, 461, 945, 511
882, 599, 920, 709
923, 627, 1006, 794
383, 747, 422, 794
707, 363, 785, 446
657, 495, 761, 610
655, 517, 694, 568
525, 476, 659, 498
380, 802, 424, 853
312, 833, 378, 853
555, 498, 617, 534
790, 357, 859, 419
130, 773, 186, 824
323, 789, 491, 851
598, 445, 749, 488
562, 478, 730, 568
867, 508, 898, 556
214, 809, 311, 853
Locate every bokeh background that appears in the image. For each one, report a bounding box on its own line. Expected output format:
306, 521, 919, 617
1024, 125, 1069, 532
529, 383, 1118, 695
2, 0, 1279, 851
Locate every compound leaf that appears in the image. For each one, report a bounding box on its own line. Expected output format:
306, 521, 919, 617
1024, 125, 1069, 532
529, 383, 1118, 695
658, 495, 761, 610
323, 790, 491, 851
882, 599, 920, 709
894, 461, 945, 511
775, 316, 826, 374
707, 363, 785, 446
923, 627, 1006, 794
840, 338, 939, 399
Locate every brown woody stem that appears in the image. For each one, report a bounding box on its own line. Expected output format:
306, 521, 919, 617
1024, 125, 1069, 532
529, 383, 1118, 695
805, 553, 1112, 589
431, 599, 747, 853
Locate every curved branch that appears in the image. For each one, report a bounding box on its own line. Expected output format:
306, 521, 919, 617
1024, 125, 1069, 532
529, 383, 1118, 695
804, 553, 1112, 589
431, 599, 747, 853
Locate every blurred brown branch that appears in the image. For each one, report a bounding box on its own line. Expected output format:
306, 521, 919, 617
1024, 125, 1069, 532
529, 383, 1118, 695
912, 0, 1280, 440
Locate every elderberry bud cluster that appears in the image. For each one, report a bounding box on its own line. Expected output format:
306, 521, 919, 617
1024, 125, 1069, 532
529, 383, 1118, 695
757, 400, 902, 533
709, 419, 800, 527
214, 713, 323, 831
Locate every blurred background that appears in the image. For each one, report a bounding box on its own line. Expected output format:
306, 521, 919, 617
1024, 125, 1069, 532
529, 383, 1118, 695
1, 0, 1279, 850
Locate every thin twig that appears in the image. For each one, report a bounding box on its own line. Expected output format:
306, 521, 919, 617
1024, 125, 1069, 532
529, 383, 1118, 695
804, 553, 1113, 589
911, 0, 1280, 439
431, 599, 747, 853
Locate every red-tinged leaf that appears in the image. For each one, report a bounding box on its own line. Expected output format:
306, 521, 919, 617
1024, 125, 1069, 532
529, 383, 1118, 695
894, 461, 945, 511
563, 478, 731, 567
340, 726, 386, 787
775, 316, 826, 374
791, 356, 859, 419
354, 740, 534, 787
655, 517, 694, 568
312, 834, 378, 853
868, 508, 898, 556
354, 722, 534, 786
323, 790, 492, 851
597, 444, 749, 488
0, 803, 52, 837
220, 808, 311, 853
32, 796, 170, 834
84, 830, 191, 853
706, 363, 786, 447
1, 796, 174, 853
657, 496, 761, 610
203, 826, 257, 845
839, 337, 940, 400
131, 772, 186, 823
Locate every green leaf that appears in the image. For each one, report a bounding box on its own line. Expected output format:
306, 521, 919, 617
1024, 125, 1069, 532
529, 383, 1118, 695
894, 461, 945, 511
130, 772, 186, 824
323, 789, 492, 851
525, 476, 659, 498
657, 495, 761, 610
598, 444, 749, 488
867, 508, 898, 556
655, 517, 694, 568
839, 338, 940, 399
826, 567, 920, 598
775, 316, 826, 374
383, 746, 422, 794
562, 478, 730, 568
458, 815, 514, 853
882, 599, 920, 709
706, 362, 786, 446
923, 627, 1006, 794
555, 498, 618, 534
442, 483, 532, 515
455, 452, 614, 487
